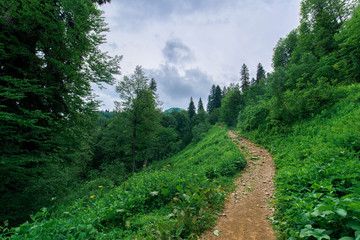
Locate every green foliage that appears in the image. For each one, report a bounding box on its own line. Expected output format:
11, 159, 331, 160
272, 29, 298, 69
6, 127, 246, 239
255, 63, 266, 84
207, 85, 222, 114
197, 98, 205, 112
219, 87, 242, 127
115, 66, 161, 172
240, 63, 250, 91
240, 84, 360, 239
188, 97, 196, 119
335, 5, 360, 83
0, 0, 120, 225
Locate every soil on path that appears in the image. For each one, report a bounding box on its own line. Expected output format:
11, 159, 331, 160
202, 131, 276, 240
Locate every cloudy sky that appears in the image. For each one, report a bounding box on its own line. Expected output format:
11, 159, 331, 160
94, 0, 301, 111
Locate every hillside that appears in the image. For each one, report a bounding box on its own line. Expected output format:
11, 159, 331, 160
239, 84, 360, 239
2, 127, 246, 239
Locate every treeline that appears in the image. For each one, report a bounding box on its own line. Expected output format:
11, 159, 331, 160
214, 0, 360, 132
0, 0, 211, 226
90, 66, 211, 184
0, 0, 120, 226
210, 1, 360, 239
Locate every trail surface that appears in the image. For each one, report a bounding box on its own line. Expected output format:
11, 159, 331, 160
202, 131, 276, 240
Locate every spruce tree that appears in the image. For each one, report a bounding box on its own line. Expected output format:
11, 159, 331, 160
188, 97, 196, 119
240, 63, 250, 91
207, 85, 216, 113
214, 85, 222, 109
256, 63, 266, 84
198, 98, 204, 112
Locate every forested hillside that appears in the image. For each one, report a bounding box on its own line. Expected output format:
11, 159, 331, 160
1, 0, 360, 239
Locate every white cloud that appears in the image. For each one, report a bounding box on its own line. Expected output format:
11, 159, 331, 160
94, 0, 301, 110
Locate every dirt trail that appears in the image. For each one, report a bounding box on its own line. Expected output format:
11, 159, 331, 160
202, 131, 276, 240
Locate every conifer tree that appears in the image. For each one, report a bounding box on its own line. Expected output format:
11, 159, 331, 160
214, 85, 222, 108
188, 97, 196, 119
198, 98, 204, 112
256, 63, 266, 84
116, 66, 159, 172
207, 85, 222, 113
207, 85, 216, 113
240, 63, 250, 91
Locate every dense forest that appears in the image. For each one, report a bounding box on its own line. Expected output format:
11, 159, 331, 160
1, 0, 360, 239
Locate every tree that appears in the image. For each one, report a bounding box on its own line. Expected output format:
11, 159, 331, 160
150, 78, 157, 94
240, 63, 250, 91
214, 85, 222, 108
116, 66, 159, 172
256, 63, 266, 84
198, 98, 204, 112
207, 85, 216, 113
335, 4, 360, 83
272, 30, 298, 68
295, 0, 357, 59
188, 97, 196, 119
207, 85, 222, 114
220, 87, 242, 127
222, 86, 228, 98
0, 0, 121, 225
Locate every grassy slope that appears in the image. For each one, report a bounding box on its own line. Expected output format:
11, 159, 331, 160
4, 127, 246, 239
239, 84, 360, 239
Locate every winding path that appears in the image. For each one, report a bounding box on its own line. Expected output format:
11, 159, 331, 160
202, 131, 276, 240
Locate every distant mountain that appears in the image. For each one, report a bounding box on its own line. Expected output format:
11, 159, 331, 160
164, 107, 183, 115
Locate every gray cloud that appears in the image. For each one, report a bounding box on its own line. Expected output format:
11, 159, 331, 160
95, 0, 301, 110
162, 38, 194, 64
146, 64, 213, 110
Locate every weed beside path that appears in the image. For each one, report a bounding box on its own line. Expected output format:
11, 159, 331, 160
202, 131, 276, 240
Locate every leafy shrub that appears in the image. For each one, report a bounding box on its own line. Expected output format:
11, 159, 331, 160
5, 127, 246, 239
241, 84, 360, 239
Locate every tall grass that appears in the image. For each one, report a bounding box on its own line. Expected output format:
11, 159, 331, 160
2, 127, 246, 239
240, 84, 360, 239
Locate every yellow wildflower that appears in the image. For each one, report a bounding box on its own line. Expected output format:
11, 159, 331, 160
98, 186, 103, 188
110, 195, 113, 197
90, 195, 95, 199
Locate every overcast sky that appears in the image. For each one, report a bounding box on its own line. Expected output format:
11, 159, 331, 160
94, 0, 301, 111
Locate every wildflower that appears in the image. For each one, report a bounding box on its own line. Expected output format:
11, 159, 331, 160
167, 164, 171, 167
98, 186, 103, 188
143, 164, 146, 167
90, 195, 95, 199
110, 195, 113, 197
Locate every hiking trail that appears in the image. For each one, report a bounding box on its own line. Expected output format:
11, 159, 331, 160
202, 130, 276, 240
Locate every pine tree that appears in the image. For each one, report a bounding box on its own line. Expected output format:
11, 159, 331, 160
256, 63, 266, 84
116, 66, 159, 172
198, 98, 204, 112
188, 97, 196, 119
240, 63, 250, 91
214, 85, 222, 108
150, 78, 157, 94
207, 85, 216, 113
207, 85, 222, 114
222, 86, 228, 98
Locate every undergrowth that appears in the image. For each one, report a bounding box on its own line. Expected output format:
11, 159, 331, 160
240, 84, 360, 240
1, 127, 246, 239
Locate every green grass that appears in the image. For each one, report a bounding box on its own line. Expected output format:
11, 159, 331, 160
240, 84, 360, 239
2, 127, 246, 239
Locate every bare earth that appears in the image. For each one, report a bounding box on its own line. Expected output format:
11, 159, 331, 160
201, 131, 276, 240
